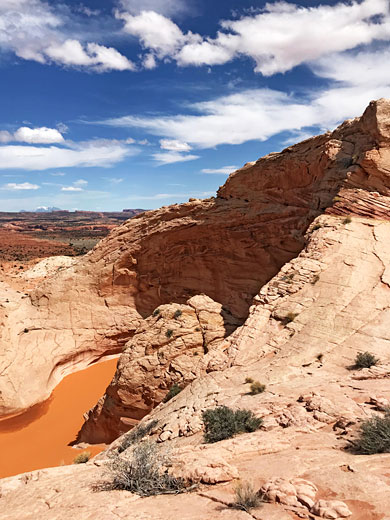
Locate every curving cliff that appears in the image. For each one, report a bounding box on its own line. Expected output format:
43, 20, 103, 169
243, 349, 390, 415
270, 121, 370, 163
2, 99, 390, 519
1, 98, 390, 419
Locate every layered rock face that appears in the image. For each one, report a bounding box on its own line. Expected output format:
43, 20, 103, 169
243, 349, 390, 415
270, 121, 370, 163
78, 295, 239, 443
3, 99, 390, 519
76, 98, 390, 442
1, 98, 390, 418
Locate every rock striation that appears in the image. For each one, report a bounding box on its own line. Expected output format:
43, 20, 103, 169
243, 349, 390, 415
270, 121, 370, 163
2, 99, 390, 519
77, 294, 238, 443
2, 98, 390, 417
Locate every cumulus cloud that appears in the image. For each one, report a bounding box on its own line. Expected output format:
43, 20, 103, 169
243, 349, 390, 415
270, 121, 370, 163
0, 0, 135, 72
118, 10, 189, 58
0, 126, 64, 144
14, 127, 64, 144
159, 139, 191, 152
0, 140, 137, 170
152, 151, 200, 164
117, 0, 390, 74
46, 40, 135, 71
2, 182, 40, 190
201, 165, 238, 174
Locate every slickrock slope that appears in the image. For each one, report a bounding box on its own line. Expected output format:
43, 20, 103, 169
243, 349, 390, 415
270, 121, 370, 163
3, 216, 390, 519
0, 97, 390, 423
3, 99, 390, 519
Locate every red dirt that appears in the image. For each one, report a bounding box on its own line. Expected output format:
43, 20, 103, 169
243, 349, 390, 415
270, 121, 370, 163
0, 358, 118, 478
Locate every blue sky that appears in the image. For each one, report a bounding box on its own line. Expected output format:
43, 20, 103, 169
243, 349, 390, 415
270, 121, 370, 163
0, 0, 389, 211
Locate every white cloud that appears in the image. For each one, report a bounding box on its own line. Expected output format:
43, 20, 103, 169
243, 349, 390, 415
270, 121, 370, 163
14, 126, 64, 144
0, 140, 137, 170
104, 89, 316, 148
0, 126, 64, 144
61, 186, 83, 192
101, 43, 390, 150
201, 165, 237, 174
2, 182, 40, 190
117, 0, 390, 75
152, 151, 200, 164
50, 171, 66, 176
0, 0, 135, 72
46, 39, 135, 72
118, 10, 189, 58
143, 53, 157, 69
159, 139, 191, 152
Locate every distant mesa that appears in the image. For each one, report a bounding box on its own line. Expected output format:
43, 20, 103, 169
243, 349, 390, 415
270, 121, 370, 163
20, 207, 62, 213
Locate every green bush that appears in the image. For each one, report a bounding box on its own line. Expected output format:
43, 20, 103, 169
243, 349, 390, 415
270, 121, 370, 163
173, 309, 182, 319
152, 308, 160, 317
100, 442, 186, 496
230, 481, 262, 512
165, 329, 174, 339
354, 412, 390, 454
202, 406, 262, 444
163, 383, 182, 402
249, 381, 266, 395
244, 377, 254, 384
343, 215, 352, 224
354, 352, 379, 369
73, 451, 91, 464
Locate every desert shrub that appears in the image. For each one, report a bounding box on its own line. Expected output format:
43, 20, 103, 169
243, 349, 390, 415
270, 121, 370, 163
354, 412, 390, 454
100, 441, 186, 496
166, 329, 174, 339
230, 481, 262, 512
343, 216, 352, 224
244, 377, 254, 384
312, 223, 322, 231
118, 420, 158, 454
202, 406, 262, 444
73, 451, 91, 464
312, 274, 320, 284
152, 308, 160, 317
316, 353, 324, 362
163, 383, 182, 402
275, 312, 298, 325
354, 351, 379, 369
173, 309, 182, 319
249, 381, 266, 395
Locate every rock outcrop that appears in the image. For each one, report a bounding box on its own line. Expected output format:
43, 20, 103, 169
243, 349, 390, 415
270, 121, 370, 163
2, 99, 390, 519
78, 295, 238, 443
2, 98, 390, 417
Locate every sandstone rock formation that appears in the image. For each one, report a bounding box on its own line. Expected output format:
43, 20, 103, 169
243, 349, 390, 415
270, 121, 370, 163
3, 99, 390, 519
4, 99, 390, 415
78, 294, 238, 443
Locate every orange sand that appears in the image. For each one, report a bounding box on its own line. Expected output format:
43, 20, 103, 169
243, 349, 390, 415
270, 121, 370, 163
0, 358, 118, 478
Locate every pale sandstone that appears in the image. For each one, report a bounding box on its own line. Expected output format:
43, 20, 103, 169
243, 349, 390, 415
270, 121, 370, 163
311, 499, 352, 519
3, 100, 390, 519
3, 99, 390, 416
260, 477, 318, 509
77, 294, 233, 443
